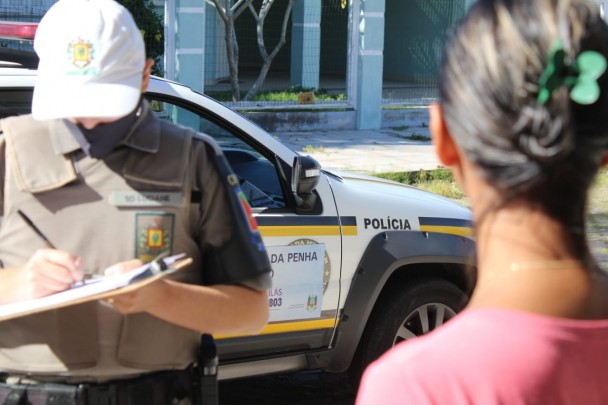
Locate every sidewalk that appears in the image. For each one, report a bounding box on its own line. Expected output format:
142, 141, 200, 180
272, 126, 442, 174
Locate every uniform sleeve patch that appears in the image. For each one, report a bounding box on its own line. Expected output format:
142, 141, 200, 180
238, 190, 259, 233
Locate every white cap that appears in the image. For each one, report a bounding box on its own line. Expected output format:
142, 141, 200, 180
32, 0, 146, 120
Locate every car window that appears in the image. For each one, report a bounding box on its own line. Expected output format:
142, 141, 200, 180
0, 88, 286, 209
0, 90, 33, 119
147, 98, 286, 209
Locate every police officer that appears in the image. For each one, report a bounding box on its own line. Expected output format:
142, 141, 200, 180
0, 0, 271, 403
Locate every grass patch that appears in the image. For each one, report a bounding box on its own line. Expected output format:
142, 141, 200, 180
374, 168, 608, 265
375, 168, 608, 212
374, 168, 465, 201
374, 168, 608, 210
589, 168, 608, 214
303, 145, 326, 154
587, 169, 608, 264
207, 87, 345, 103
406, 133, 430, 141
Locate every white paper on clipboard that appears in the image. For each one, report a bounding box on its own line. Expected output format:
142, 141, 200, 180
0, 253, 191, 322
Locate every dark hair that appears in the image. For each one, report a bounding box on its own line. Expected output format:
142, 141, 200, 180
438, 0, 608, 259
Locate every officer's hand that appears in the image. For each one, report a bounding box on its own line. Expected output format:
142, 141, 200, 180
103, 259, 156, 313
103, 259, 143, 278
105, 280, 167, 314
20, 248, 84, 299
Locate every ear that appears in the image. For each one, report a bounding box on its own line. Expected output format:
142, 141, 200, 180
430, 103, 460, 167
140, 59, 155, 93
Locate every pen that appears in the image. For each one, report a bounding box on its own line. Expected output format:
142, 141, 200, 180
71, 274, 103, 288
17, 209, 57, 249
17, 210, 98, 289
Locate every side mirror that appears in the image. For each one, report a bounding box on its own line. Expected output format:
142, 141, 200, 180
291, 156, 321, 212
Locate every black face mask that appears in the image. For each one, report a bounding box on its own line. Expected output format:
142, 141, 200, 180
77, 101, 141, 159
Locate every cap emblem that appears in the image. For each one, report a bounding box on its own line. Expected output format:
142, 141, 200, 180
68, 37, 94, 68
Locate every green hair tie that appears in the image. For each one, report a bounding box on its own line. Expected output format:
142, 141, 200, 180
537, 40, 607, 105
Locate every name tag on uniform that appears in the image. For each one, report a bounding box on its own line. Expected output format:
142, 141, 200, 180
109, 191, 184, 207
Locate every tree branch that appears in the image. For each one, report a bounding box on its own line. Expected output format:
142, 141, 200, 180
269, 0, 295, 61
244, 0, 298, 101
234, 0, 254, 19
210, 0, 228, 24
259, 0, 275, 21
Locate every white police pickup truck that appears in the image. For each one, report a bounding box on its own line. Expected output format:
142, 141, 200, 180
0, 52, 475, 382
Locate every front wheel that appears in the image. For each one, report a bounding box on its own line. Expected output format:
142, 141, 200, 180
350, 277, 468, 383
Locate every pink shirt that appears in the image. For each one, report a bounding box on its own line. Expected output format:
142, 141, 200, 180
356, 308, 608, 405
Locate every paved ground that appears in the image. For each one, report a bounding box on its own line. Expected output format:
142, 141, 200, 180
272, 125, 441, 174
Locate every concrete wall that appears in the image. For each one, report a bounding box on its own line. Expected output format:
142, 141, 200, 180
18, 0, 460, 131
242, 107, 429, 132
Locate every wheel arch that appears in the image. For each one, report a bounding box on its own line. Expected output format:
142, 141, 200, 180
321, 230, 476, 373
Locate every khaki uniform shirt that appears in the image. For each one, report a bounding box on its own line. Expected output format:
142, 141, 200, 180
0, 105, 260, 382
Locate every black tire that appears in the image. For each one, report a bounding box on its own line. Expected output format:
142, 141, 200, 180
350, 277, 468, 384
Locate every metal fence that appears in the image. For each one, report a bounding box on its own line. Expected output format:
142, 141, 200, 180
5, 0, 608, 111
208, 0, 467, 108
1, 0, 477, 109
382, 0, 466, 105
382, 0, 608, 105
204, 0, 350, 109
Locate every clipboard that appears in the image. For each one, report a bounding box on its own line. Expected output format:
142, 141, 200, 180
0, 253, 192, 322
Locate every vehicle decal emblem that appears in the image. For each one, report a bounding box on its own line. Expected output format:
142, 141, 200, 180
289, 238, 331, 293
306, 294, 318, 311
